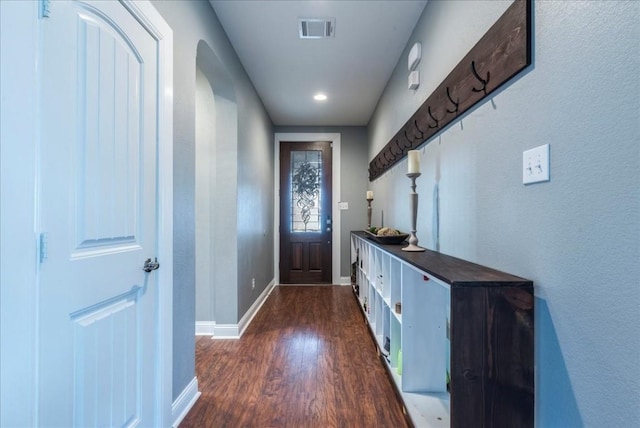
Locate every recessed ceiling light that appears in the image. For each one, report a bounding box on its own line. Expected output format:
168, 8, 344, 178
314, 93, 327, 101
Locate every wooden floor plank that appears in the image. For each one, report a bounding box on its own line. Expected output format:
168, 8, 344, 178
180, 285, 409, 428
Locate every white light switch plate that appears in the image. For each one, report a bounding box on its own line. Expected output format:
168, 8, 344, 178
523, 144, 550, 184
338, 202, 349, 210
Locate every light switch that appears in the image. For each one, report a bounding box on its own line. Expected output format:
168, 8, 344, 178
338, 202, 349, 210
408, 70, 420, 90
523, 144, 550, 184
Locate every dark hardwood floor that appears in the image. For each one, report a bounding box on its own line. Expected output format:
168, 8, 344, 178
180, 285, 410, 428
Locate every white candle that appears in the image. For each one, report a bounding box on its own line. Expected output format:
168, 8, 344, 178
408, 150, 420, 174
366, 190, 373, 199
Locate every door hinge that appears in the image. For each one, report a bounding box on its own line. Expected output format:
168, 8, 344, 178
39, 232, 49, 263
40, 0, 51, 18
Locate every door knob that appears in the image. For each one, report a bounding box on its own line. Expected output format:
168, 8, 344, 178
143, 257, 160, 273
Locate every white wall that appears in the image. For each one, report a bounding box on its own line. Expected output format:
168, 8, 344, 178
368, 0, 640, 426
0, 1, 39, 425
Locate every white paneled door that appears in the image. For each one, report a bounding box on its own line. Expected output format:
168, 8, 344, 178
38, 1, 171, 426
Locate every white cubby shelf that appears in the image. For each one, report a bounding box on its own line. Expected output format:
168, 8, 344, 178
350, 231, 534, 428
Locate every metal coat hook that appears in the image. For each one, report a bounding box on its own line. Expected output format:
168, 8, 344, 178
427, 106, 440, 129
414, 120, 424, 140
384, 149, 396, 162
391, 140, 403, 156
367, 0, 530, 183
446, 87, 459, 114
471, 60, 490, 94
403, 130, 413, 147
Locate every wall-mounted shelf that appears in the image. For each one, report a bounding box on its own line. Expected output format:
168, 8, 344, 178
369, 0, 532, 181
351, 231, 534, 427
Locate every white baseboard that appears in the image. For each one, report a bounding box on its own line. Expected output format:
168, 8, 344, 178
211, 323, 240, 338
172, 376, 201, 427
237, 278, 276, 337
195, 321, 215, 336
195, 321, 240, 337
340, 276, 351, 285
196, 279, 276, 340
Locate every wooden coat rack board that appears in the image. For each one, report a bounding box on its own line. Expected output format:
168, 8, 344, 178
369, 0, 532, 181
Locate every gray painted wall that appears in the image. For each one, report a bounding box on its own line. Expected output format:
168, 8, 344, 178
274, 126, 369, 277
196, 40, 240, 326
151, 0, 274, 401
195, 66, 215, 321
236, 85, 275, 321
368, 0, 639, 426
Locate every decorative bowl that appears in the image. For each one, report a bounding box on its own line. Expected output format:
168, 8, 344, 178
364, 230, 409, 245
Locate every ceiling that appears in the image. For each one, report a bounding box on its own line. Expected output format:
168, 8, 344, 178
209, 1, 427, 126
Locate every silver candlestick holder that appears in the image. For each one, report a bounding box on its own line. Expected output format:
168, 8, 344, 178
366, 198, 374, 228
402, 172, 425, 252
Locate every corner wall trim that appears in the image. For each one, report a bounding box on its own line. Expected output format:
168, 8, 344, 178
237, 278, 276, 337
211, 323, 240, 338
195, 321, 215, 336
171, 376, 201, 427
198, 279, 276, 340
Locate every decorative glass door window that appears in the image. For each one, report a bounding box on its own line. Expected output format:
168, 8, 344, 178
291, 150, 322, 232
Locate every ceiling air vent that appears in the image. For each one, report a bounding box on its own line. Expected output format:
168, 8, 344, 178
298, 18, 335, 39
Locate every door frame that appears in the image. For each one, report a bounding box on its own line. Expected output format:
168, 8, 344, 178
0, 2, 40, 425
126, 2, 174, 425
274, 133, 341, 285
0, 1, 173, 425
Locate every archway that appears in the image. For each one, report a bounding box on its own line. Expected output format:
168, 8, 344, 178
195, 41, 238, 333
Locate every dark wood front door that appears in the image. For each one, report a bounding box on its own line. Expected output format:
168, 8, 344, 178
279, 141, 332, 283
